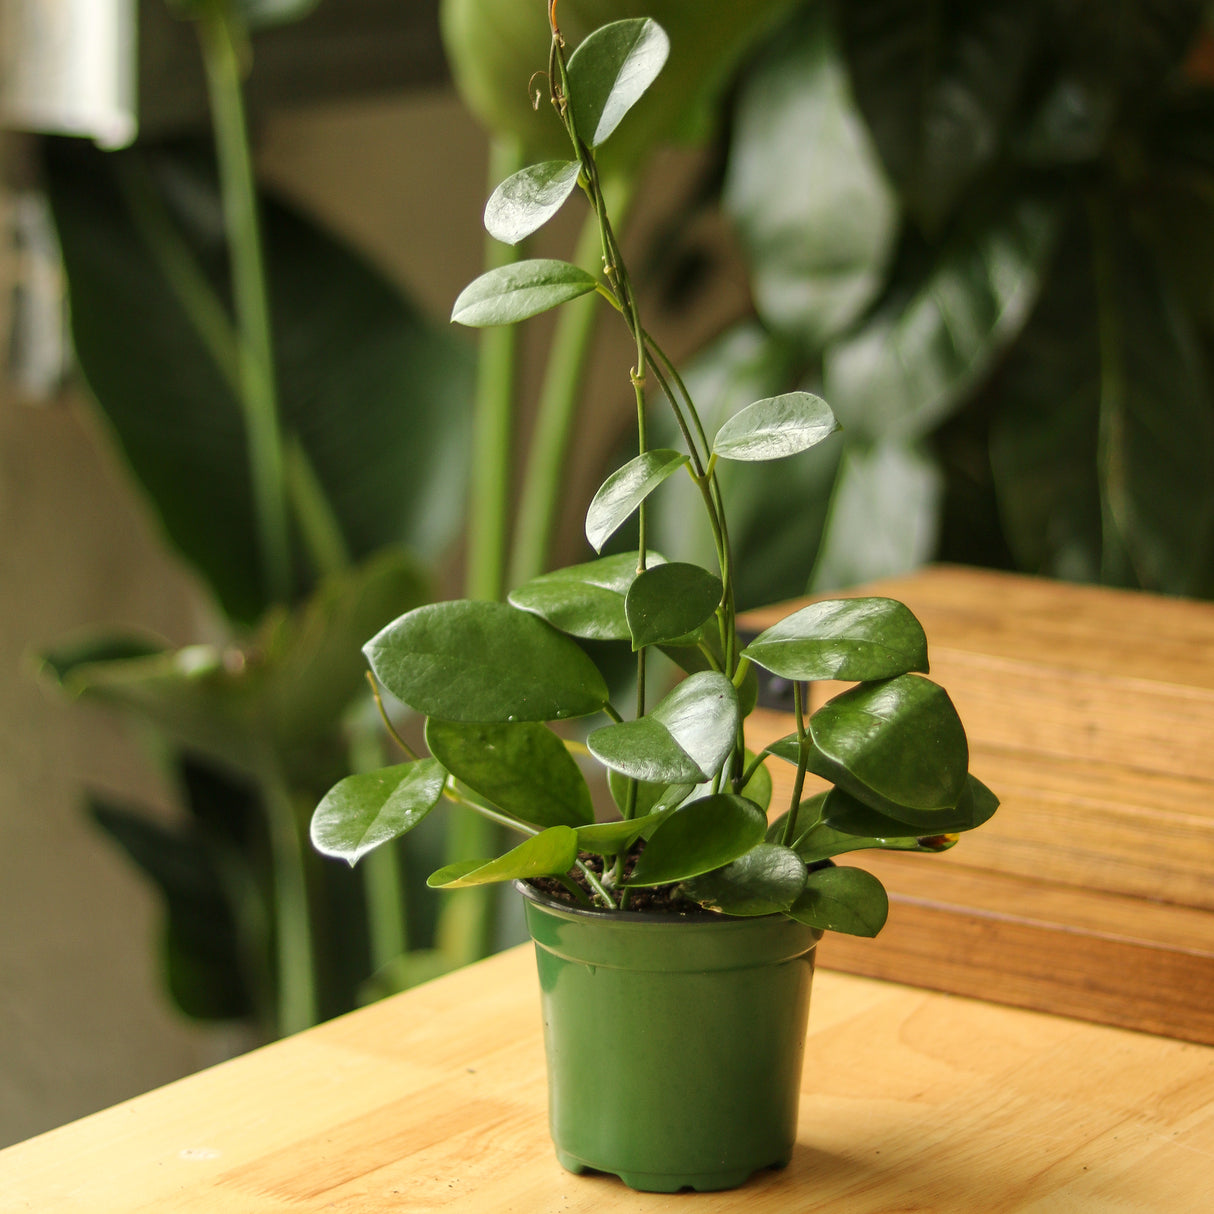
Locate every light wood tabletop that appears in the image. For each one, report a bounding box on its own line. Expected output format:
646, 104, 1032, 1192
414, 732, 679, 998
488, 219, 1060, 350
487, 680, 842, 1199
3, 946, 1213, 1212
4, 567, 1214, 1211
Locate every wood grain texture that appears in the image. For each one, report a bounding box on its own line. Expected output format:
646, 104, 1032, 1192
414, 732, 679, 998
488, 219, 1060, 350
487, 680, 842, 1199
3, 945, 1213, 1213
742, 566, 1214, 1042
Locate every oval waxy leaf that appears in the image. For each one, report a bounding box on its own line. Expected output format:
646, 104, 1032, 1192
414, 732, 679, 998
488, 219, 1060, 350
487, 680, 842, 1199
451, 259, 598, 327
650, 670, 739, 779
787, 865, 889, 937
425, 719, 593, 829
682, 842, 807, 916
822, 777, 993, 837
365, 600, 608, 723
809, 674, 969, 818
627, 794, 767, 888
587, 717, 706, 785
713, 391, 839, 461
310, 759, 445, 866
763, 732, 809, 766
793, 817, 957, 864
567, 17, 671, 148
509, 552, 657, 641
742, 596, 928, 681
625, 562, 722, 651
590, 669, 739, 785
607, 769, 694, 818
426, 825, 578, 889
586, 449, 689, 552
484, 160, 581, 245
576, 808, 674, 856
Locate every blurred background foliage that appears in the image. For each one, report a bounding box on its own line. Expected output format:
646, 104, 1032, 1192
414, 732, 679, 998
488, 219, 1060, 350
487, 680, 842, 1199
18, 0, 1214, 1048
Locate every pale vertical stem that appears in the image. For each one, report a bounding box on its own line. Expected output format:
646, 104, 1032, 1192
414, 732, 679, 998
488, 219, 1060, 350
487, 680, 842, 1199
437, 138, 525, 966
195, 6, 291, 605
259, 759, 318, 1035
508, 178, 635, 588
466, 136, 525, 602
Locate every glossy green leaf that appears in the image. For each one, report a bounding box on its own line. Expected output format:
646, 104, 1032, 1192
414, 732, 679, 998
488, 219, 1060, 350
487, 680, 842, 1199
310, 760, 446, 866
763, 732, 807, 768
451, 259, 599, 327
792, 819, 957, 864
627, 795, 767, 887
566, 18, 670, 147
823, 198, 1057, 444
836, 0, 1039, 230
713, 392, 839, 463
365, 600, 609, 723
787, 865, 889, 937
808, 674, 969, 818
589, 670, 738, 785
742, 596, 928, 681
509, 552, 657, 641
607, 769, 694, 818
724, 4, 897, 345
587, 718, 706, 785
424, 719, 593, 829
586, 449, 689, 552
625, 562, 722, 650
822, 774, 997, 836
484, 160, 582, 245
682, 842, 807, 916
808, 441, 942, 592
575, 809, 674, 855
426, 826, 578, 888
650, 671, 739, 778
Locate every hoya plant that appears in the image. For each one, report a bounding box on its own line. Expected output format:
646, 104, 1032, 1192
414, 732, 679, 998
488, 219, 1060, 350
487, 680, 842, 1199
311, 10, 997, 931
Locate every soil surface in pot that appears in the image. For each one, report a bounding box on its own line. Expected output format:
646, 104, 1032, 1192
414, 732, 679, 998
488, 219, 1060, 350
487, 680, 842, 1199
528, 844, 715, 915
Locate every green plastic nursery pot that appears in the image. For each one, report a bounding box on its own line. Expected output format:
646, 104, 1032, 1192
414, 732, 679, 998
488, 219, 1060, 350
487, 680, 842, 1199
517, 881, 822, 1193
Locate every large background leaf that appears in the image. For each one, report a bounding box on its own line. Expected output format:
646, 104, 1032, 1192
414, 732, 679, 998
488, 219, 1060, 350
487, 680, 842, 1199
44, 137, 472, 623
724, 4, 898, 346
833, 0, 1040, 231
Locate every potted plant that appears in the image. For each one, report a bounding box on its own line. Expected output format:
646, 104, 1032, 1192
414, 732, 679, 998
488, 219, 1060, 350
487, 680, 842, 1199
311, 7, 998, 1193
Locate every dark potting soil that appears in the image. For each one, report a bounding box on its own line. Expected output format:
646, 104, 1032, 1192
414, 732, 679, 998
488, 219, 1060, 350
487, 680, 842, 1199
528, 845, 716, 916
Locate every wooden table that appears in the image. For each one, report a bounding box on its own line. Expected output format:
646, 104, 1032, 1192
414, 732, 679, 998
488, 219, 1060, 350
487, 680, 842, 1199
4, 567, 1214, 1210
3, 947, 1213, 1212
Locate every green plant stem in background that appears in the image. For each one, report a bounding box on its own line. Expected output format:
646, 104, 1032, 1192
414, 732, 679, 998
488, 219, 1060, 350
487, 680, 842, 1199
509, 185, 634, 588
196, 3, 292, 606
439, 137, 528, 968
467, 136, 526, 602
259, 756, 318, 1035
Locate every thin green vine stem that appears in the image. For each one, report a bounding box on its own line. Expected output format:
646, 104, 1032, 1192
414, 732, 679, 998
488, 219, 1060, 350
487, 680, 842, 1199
195, 5, 291, 606
509, 184, 635, 586
781, 682, 812, 847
